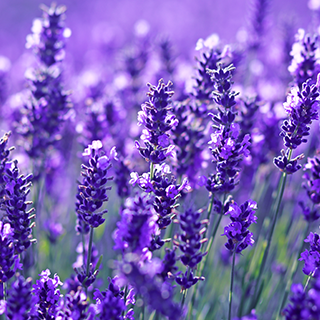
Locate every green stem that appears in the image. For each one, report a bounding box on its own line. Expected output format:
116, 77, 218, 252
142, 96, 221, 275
304, 269, 316, 292
150, 162, 154, 180
228, 250, 237, 320
275, 221, 310, 319
250, 149, 292, 310
85, 226, 94, 296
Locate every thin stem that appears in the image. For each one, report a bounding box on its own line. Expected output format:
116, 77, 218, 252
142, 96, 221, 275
150, 162, 154, 180
180, 289, 187, 309
275, 221, 310, 320
228, 250, 237, 320
304, 269, 316, 292
85, 226, 94, 296
250, 166, 289, 310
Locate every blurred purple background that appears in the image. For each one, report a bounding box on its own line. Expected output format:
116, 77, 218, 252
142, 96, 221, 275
0, 0, 311, 63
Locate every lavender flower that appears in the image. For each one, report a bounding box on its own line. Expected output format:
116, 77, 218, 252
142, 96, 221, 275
175, 269, 204, 290
119, 258, 181, 320
75, 141, 114, 230
174, 208, 208, 268
0, 222, 21, 285
6, 275, 37, 320
135, 79, 177, 165
18, 3, 72, 173
3, 161, 35, 254
56, 288, 89, 320
299, 232, 320, 276
288, 29, 320, 89
274, 78, 320, 173
32, 269, 63, 319
205, 64, 251, 194
283, 278, 320, 319
222, 200, 257, 253
113, 193, 158, 259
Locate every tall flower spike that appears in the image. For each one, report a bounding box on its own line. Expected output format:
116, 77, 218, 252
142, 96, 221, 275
175, 208, 208, 268
0, 222, 21, 285
206, 64, 251, 194
32, 269, 63, 319
18, 3, 72, 173
136, 79, 176, 165
288, 29, 320, 89
222, 200, 257, 253
3, 161, 35, 254
113, 193, 158, 259
274, 78, 320, 174
299, 232, 320, 276
76, 141, 114, 230
119, 258, 181, 320
6, 275, 37, 320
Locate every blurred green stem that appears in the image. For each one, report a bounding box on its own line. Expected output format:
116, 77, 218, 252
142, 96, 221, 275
228, 249, 237, 320
85, 226, 94, 296
250, 148, 292, 310
150, 162, 154, 180
275, 221, 310, 319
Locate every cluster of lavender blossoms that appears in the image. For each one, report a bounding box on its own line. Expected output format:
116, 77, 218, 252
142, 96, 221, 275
5, 1, 320, 319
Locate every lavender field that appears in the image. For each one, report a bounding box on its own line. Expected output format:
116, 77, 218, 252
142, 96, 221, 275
1, 0, 320, 319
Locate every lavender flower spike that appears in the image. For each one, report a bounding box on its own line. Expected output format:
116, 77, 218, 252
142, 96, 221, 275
222, 200, 257, 253
136, 79, 177, 165
76, 141, 115, 229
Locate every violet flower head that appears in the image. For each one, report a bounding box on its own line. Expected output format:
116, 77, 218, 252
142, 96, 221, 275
6, 275, 37, 320
288, 29, 320, 89
18, 3, 72, 172
136, 79, 177, 165
283, 278, 320, 319
175, 269, 205, 290
303, 155, 320, 205
3, 161, 35, 254
274, 78, 320, 174
299, 232, 320, 276
32, 269, 63, 319
56, 288, 89, 320
222, 200, 257, 253
0, 222, 21, 285
174, 208, 208, 268
75, 141, 114, 230
26, 3, 70, 67
113, 193, 158, 258
119, 258, 181, 320
206, 64, 251, 194
0, 132, 14, 203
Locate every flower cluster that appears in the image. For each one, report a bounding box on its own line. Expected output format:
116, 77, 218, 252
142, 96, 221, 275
18, 3, 72, 170
55, 289, 89, 320
274, 78, 320, 174
0, 132, 14, 204
288, 28, 320, 89
119, 258, 181, 320
0, 222, 21, 285
75, 141, 114, 230
174, 208, 208, 268
5, 275, 37, 319
205, 64, 251, 194
283, 278, 320, 319
113, 193, 158, 259
32, 269, 63, 319
299, 155, 320, 222
222, 200, 257, 253
130, 164, 189, 248
3, 161, 35, 254
135, 79, 177, 165
299, 232, 320, 276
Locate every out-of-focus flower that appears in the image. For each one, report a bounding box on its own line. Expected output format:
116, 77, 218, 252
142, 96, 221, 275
222, 200, 257, 253
6, 275, 37, 319
299, 232, 320, 275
